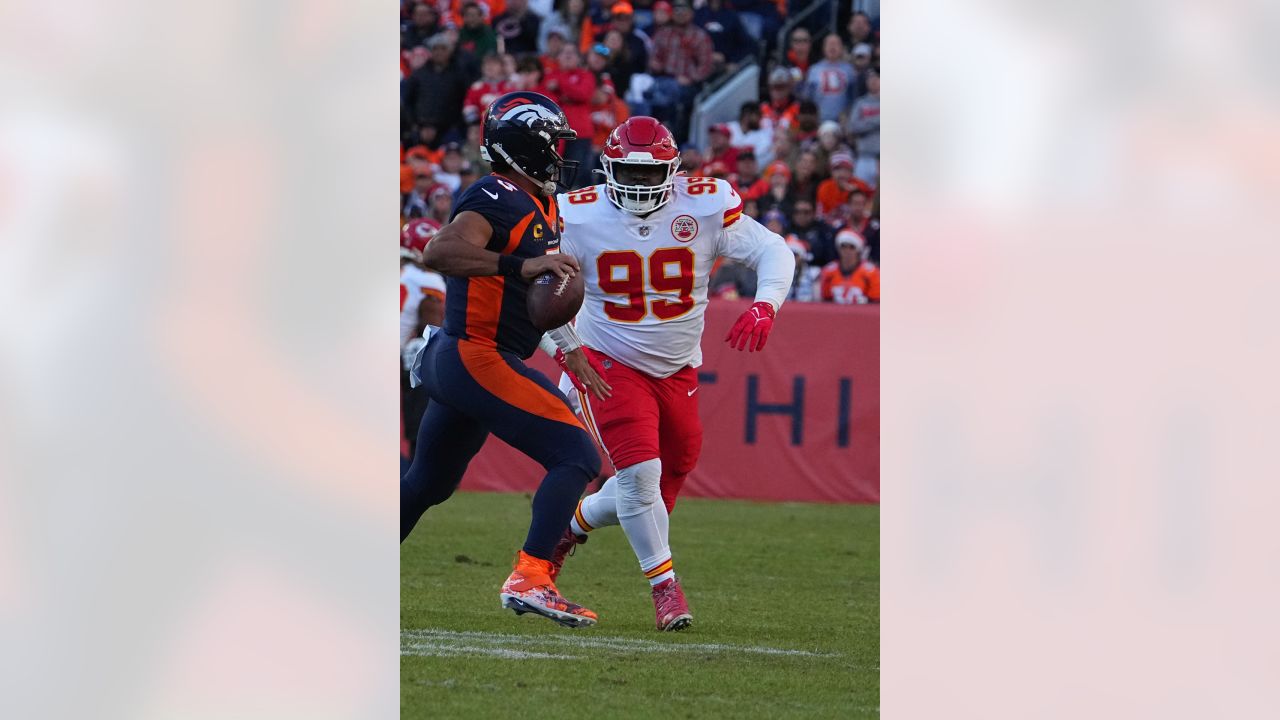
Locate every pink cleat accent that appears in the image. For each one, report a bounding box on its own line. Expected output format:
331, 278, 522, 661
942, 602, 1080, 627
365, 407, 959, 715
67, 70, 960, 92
651, 577, 693, 631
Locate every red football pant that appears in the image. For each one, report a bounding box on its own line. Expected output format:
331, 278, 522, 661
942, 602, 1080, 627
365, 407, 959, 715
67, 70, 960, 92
577, 348, 703, 513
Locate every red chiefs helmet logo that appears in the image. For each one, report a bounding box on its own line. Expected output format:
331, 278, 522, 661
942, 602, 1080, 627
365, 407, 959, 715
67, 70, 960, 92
671, 215, 699, 242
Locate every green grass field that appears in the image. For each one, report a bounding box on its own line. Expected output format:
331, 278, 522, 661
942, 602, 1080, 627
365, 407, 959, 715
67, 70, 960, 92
401, 491, 879, 719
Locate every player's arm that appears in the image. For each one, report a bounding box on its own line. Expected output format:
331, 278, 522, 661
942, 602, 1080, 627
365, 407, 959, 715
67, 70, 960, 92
424, 210, 580, 279
719, 211, 796, 351
539, 220, 611, 399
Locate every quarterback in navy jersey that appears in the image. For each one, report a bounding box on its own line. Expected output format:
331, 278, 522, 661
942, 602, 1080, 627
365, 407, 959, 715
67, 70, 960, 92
401, 92, 608, 628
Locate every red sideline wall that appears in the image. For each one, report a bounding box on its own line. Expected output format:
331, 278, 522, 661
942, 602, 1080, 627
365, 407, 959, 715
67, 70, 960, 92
461, 300, 879, 504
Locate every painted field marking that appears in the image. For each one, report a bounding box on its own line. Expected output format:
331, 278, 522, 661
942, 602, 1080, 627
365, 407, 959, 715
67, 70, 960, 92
401, 629, 838, 660
401, 641, 578, 660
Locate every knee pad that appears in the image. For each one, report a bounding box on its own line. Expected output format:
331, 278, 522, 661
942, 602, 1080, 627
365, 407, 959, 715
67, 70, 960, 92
615, 458, 662, 518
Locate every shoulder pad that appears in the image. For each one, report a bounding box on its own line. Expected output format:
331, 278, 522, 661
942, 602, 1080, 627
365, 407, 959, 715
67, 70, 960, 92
559, 184, 609, 223
672, 175, 738, 218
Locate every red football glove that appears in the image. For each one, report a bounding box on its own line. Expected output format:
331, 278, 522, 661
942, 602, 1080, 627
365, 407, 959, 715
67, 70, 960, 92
725, 301, 776, 352
555, 348, 608, 393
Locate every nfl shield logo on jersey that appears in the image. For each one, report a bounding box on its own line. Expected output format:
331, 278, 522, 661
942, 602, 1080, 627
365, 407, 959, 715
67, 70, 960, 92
639, 225, 650, 237
671, 215, 699, 242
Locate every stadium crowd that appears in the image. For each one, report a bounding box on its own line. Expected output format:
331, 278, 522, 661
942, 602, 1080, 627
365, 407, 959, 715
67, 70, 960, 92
400, 0, 880, 347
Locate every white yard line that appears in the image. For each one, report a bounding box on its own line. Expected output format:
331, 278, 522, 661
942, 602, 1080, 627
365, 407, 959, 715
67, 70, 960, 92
401, 628, 838, 659
401, 641, 579, 660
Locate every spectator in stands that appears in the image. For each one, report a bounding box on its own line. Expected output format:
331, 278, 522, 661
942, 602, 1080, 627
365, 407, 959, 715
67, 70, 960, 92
403, 170, 434, 218
402, 45, 430, 82
548, 45, 598, 188
703, 160, 730, 181
647, 0, 672, 34
847, 11, 877, 51
458, 2, 499, 60
769, 127, 798, 166
647, 0, 715, 141
540, 0, 587, 54
435, 142, 466, 192
828, 182, 868, 231
541, 30, 567, 74
755, 161, 794, 217
427, 183, 454, 225
789, 197, 836, 267
808, 119, 852, 170
404, 144, 436, 173
786, 234, 819, 302
600, 29, 636, 96
733, 150, 765, 199
457, 160, 480, 193
728, 101, 774, 164
792, 101, 821, 146
852, 43, 874, 74
783, 27, 815, 76
587, 45, 629, 158
602, 3, 650, 79
847, 68, 879, 186
709, 258, 757, 300
820, 229, 879, 304
761, 207, 788, 239
840, 185, 875, 235
790, 149, 823, 204
403, 33, 470, 146
703, 123, 739, 174
494, 0, 542, 56
863, 213, 880, 265
680, 147, 704, 176
762, 67, 801, 133
463, 54, 512, 125
695, 0, 752, 72
817, 151, 857, 220
804, 34, 859, 124
514, 55, 549, 94
402, 3, 442, 49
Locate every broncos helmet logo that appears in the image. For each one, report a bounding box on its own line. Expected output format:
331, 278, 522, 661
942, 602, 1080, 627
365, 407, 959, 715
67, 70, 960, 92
496, 100, 562, 128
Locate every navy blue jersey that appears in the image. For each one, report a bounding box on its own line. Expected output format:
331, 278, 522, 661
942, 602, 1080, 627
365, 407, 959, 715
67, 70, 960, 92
442, 174, 562, 359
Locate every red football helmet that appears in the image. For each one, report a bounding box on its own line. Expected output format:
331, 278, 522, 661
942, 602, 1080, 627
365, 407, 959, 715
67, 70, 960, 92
600, 116, 681, 215
401, 218, 440, 262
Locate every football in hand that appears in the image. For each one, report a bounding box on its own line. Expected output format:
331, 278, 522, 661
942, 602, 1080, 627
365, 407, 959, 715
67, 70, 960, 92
527, 270, 585, 330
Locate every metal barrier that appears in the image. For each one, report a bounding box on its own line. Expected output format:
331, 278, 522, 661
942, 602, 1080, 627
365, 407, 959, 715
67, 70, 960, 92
686, 60, 759, 153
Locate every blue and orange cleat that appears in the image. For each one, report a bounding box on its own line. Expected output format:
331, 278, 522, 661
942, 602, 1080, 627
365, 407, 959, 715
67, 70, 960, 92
652, 577, 693, 631
500, 551, 598, 629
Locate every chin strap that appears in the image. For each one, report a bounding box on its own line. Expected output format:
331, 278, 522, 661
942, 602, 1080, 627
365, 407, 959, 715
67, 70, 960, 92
493, 143, 556, 195
491, 141, 579, 196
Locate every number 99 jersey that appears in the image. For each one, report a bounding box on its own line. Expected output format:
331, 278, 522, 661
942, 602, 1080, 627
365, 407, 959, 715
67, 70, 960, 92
558, 175, 769, 379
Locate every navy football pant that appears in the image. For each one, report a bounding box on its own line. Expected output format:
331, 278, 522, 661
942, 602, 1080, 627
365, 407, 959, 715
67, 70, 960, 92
401, 335, 601, 559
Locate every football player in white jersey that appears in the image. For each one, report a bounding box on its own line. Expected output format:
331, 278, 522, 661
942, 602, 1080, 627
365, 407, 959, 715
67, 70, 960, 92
400, 218, 446, 348
542, 116, 795, 630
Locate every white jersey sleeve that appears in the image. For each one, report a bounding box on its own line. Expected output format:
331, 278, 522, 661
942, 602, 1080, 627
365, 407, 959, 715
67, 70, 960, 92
716, 208, 796, 312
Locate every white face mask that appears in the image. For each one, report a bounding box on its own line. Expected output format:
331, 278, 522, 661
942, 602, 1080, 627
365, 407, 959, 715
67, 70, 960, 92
602, 157, 680, 215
